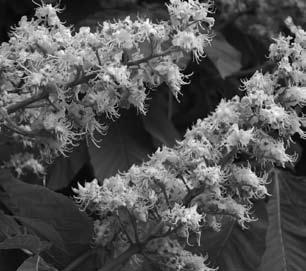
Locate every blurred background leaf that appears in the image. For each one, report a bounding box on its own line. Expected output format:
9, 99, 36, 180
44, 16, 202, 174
0, 170, 93, 269
198, 200, 268, 271
259, 170, 306, 271
46, 141, 90, 191
0, 235, 50, 255
142, 87, 182, 148
205, 32, 242, 79
17, 255, 58, 271
89, 109, 154, 181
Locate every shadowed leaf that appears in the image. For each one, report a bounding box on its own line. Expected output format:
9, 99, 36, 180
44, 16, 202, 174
205, 32, 242, 79
14, 216, 67, 253
46, 142, 90, 191
89, 110, 154, 180
142, 88, 181, 148
199, 200, 268, 271
17, 255, 58, 271
0, 170, 93, 269
259, 170, 306, 271
0, 234, 50, 255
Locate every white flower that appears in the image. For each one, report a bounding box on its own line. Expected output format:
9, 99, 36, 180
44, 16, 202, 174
172, 31, 209, 62
154, 60, 189, 98
35, 4, 61, 26
224, 124, 254, 150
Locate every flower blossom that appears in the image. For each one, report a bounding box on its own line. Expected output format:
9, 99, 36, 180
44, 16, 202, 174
73, 18, 306, 271
0, 0, 214, 162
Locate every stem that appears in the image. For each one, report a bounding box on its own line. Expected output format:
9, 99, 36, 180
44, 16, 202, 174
220, 148, 237, 168
117, 213, 134, 244
65, 73, 96, 89
62, 249, 96, 271
5, 68, 96, 115
126, 208, 140, 245
4, 45, 179, 115
126, 47, 180, 66
183, 186, 204, 207
6, 90, 49, 114
155, 180, 171, 209
94, 48, 102, 66
179, 175, 191, 192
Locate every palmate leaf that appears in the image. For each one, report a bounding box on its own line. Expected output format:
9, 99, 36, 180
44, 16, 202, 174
142, 87, 182, 148
198, 200, 268, 271
259, 170, 306, 271
46, 141, 90, 191
89, 110, 154, 180
17, 255, 58, 271
0, 211, 30, 270
0, 210, 21, 239
14, 216, 67, 253
0, 170, 93, 269
0, 234, 50, 255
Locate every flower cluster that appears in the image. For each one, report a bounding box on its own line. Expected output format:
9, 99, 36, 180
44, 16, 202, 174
0, 0, 214, 165
74, 19, 306, 271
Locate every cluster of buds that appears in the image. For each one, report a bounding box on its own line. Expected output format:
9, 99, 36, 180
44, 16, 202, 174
0, 0, 214, 165
74, 17, 306, 271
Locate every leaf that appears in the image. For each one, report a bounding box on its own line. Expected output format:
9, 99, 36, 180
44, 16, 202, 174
17, 255, 58, 271
259, 170, 306, 271
0, 170, 93, 269
0, 249, 28, 271
0, 135, 23, 162
199, 200, 268, 270
46, 141, 90, 191
142, 89, 181, 147
205, 32, 242, 79
14, 216, 67, 253
0, 234, 50, 255
0, 210, 21, 240
0, 211, 31, 270
89, 110, 154, 180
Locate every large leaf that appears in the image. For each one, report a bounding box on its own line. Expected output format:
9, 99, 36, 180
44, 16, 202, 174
259, 170, 306, 271
199, 200, 268, 270
0, 211, 30, 270
205, 32, 242, 79
0, 170, 93, 269
14, 216, 67, 253
89, 110, 154, 180
0, 249, 28, 271
142, 88, 181, 148
17, 255, 58, 271
0, 234, 50, 255
46, 141, 90, 191
0, 210, 21, 240
0, 135, 23, 162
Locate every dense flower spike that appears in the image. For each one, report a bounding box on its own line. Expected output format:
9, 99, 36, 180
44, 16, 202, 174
74, 19, 306, 271
0, 1, 214, 166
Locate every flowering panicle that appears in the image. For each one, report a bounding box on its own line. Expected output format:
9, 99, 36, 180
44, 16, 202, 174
167, 0, 214, 62
0, 1, 214, 162
73, 19, 306, 271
